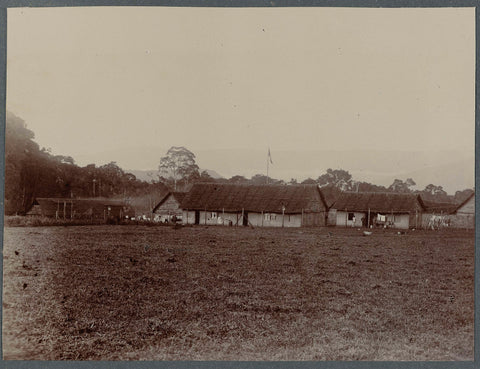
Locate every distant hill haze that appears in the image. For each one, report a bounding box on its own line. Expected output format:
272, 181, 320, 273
127, 169, 223, 183
76, 148, 474, 195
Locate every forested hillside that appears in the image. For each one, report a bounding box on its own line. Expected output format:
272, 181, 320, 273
4, 112, 167, 215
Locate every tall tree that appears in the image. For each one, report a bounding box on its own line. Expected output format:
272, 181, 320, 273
250, 174, 270, 185
229, 175, 248, 184
198, 170, 216, 183
317, 169, 355, 191
301, 178, 317, 185
420, 184, 450, 202
5, 112, 42, 214
249, 174, 283, 185
158, 146, 200, 190
423, 184, 447, 196
454, 188, 474, 204
356, 181, 388, 193
388, 178, 416, 193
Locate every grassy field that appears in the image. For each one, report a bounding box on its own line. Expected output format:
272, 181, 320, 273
2, 225, 474, 360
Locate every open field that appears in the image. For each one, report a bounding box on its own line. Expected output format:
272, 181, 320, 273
2, 225, 474, 360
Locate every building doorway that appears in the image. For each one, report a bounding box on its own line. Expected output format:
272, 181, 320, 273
194, 210, 200, 225
242, 211, 249, 226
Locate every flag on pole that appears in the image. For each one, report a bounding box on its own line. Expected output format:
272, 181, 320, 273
268, 148, 273, 164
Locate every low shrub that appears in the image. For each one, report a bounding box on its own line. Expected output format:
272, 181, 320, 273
3, 216, 104, 227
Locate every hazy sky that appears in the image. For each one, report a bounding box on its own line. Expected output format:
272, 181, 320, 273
6, 6, 475, 182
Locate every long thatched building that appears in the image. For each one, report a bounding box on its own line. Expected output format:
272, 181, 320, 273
180, 183, 328, 227
330, 192, 426, 229
32, 198, 132, 220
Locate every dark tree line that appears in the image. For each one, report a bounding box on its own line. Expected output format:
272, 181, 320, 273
4, 112, 161, 215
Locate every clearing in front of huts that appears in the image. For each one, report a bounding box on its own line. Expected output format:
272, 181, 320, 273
2, 225, 473, 360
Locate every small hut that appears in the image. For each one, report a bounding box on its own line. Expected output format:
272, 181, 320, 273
152, 192, 186, 223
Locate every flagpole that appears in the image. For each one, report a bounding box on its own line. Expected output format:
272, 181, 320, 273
266, 152, 269, 184
267, 147, 273, 185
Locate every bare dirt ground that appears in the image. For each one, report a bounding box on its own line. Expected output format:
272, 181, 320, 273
2, 225, 474, 360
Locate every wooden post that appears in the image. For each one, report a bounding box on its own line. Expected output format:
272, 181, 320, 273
222, 208, 225, 226
367, 208, 370, 228
63, 201, 66, 220
241, 208, 244, 226
186, 209, 189, 224
282, 206, 285, 228
261, 210, 264, 227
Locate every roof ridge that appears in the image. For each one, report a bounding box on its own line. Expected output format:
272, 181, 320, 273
191, 182, 318, 187
182, 182, 326, 213
341, 191, 417, 196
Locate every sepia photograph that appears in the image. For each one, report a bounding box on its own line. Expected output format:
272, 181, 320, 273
2, 5, 475, 361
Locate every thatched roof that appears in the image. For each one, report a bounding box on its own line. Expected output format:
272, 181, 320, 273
422, 200, 458, 214
152, 192, 186, 212
332, 192, 426, 213
37, 198, 126, 206
180, 183, 327, 214
318, 185, 341, 208
453, 192, 475, 214
36, 198, 127, 217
